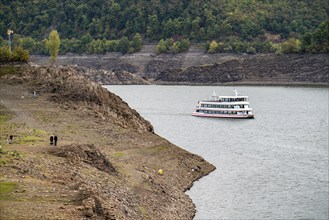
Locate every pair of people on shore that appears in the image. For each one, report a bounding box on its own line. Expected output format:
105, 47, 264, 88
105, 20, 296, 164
50, 135, 58, 146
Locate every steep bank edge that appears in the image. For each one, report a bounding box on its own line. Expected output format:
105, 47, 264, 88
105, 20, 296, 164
0, 64, 215, 219
154, 54, 329, 85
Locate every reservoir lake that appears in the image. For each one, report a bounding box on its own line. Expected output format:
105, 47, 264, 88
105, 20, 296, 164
105, 85, 329, 220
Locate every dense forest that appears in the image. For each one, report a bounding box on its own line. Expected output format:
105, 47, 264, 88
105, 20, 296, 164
0, 0, 328, 54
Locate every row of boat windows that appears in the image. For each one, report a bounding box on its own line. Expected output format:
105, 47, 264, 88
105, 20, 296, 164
201, 104, 247, 109
197, 110, 250, 114
218, 98, 247, 102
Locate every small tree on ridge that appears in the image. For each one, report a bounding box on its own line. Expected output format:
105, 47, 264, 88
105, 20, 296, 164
46, 30, 60, 64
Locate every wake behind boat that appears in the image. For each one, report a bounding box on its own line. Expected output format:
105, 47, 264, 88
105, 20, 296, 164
192, 89, 254, 119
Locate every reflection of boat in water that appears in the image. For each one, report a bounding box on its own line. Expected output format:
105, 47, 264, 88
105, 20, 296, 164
192, 89, 255, 119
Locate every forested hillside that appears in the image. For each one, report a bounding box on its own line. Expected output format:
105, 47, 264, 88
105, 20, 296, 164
0, 0, 328, 54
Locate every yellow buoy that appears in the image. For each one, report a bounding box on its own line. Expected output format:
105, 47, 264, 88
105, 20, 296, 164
158, 169, 163, 175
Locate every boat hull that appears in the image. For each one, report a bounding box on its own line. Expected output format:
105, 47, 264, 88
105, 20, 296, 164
192, 112, 254, 119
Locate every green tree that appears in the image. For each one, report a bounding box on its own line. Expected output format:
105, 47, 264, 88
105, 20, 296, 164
246, 46, 256, 54
80, 33, 92, 51
131, 33, 142, 52
178, 39, 190, 52
35, 39, 48, 55
104, 40, 119, 52
164, 38, 174, 52
147, 14, 160, 40
156, 38, 190, 54
21, 37, 36, 53
118, 37, 130, 54
171, 42, 180, 54
309, 19, 329, 53
156, 39, 166, 54
301, 32, 312, 52
45, 30, 60, 64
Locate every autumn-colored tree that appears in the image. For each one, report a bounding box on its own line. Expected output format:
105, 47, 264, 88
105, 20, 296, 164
281, 38, 301, 53
208, 40, 218, 53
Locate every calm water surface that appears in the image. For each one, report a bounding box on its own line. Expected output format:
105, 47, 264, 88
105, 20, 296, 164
105, 85, 329, 220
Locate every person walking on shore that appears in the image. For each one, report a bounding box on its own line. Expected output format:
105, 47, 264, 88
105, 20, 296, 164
8, 135, 13, 144
50, 135, 54, 145
54, 135, 58, 146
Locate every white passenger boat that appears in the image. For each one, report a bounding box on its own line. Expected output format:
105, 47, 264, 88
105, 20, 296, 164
192, 89, 254, 119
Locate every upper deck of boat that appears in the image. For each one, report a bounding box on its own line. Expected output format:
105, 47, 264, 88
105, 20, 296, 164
200, 96, 249, 102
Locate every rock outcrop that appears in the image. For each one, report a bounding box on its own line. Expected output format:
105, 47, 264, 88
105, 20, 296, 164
155, 54, 329, 85
71, 65, 149, 85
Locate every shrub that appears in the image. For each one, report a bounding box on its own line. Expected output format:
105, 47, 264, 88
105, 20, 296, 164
0, 46, 29, 63
0, 46, 11, 63
12, 46, 29, 62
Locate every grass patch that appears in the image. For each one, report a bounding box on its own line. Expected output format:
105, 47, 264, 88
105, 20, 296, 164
32, 129, 48, 136
63, 124, 79, 134
0, 114, 11, 124
0, 182, 17, 194
114, 151, 124, 158
35, 111, 53, 124
138, 206, 150, 220
149, 145, 169, 153
0, 105, 14, 124
0, 149, 22, 165
0, 65, 20, 76
0, 125, 48, 146
13, 129, 48, 145
17, 135, 44, 144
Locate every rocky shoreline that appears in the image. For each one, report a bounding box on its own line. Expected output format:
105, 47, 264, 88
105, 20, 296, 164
31, 52, 329, 86
154, 54, 329, 85
0, 64, 215, 219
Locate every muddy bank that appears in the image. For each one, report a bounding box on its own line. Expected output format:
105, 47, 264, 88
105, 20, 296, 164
0, 64, 215, 219
31, 52, 329, 86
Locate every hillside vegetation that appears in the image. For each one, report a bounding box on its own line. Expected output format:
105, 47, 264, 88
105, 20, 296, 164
1, 0, 328, 54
